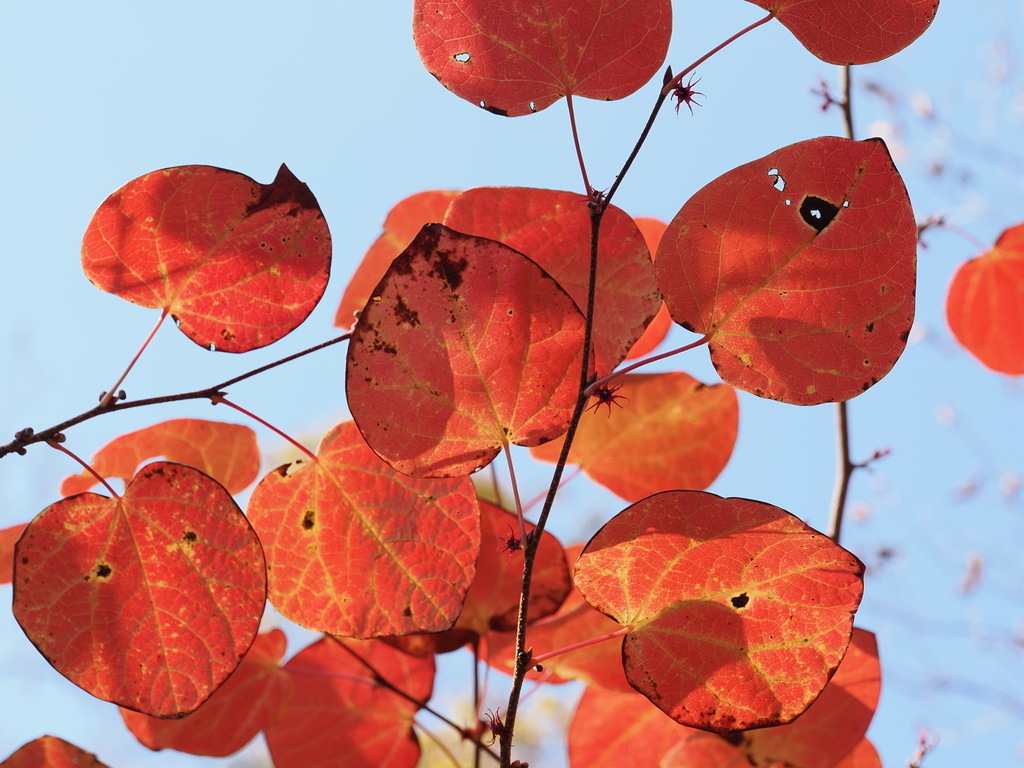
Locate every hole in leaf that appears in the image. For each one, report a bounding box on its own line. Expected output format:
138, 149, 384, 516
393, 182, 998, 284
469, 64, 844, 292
842, 200, 850, 207
453, 52, 471, 63
208, 343, 217, 352
731, 592, 749, 609
784, 199, 792, 206
529, 101, 537, 112
767, 168, 786, 191
799, 196, 840, 233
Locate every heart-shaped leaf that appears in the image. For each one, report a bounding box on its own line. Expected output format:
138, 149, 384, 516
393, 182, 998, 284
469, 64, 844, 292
82, 164, 331, 352
530, 372, 738, 500
946, 221, 1024, 374
574, 490, 864, 732
745, 0, 939, 64
121, 628, 291, 756
334, 190, 460, 329
346, 223, 585, 477
443, 187, 660, 376
13, 462, 266, 717
246, 421, 480, 637
657, 136, 916, 404
413, 0, 672, 116
0, 736, 109, 768
60, 419, 260, 496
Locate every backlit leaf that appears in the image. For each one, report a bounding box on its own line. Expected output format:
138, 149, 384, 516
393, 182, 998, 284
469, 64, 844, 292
530, 373, 738, 501
0, 523, 26, 585
60, 419, 260, 497
745, 0, 939, 64
0, 736, 109, 768
121, 629, 290, 757
626, 217, 673, 359
832, 738, 883, 768
443, 187, 660, 375
657, 136, 916, 404
346, 223, 585, 476
13, 462, 266, 717
946, 221, 1024, 374
246, 421, 480, 637
574, 491, 864, 732
413, 0, 672, 116
82, 164, 331, 352
334, 190, 460, 329
266, 637, 433, 768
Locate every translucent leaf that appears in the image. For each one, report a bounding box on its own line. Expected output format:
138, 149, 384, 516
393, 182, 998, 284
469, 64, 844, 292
0, 736, 109, 768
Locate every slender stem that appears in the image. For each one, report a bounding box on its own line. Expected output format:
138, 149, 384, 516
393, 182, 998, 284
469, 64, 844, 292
662, 11, 776, 94
501, 441, 527, 542
0, 333, 351, 460
566, 94, 593, 194
99, 308, 169, 408
530, 625, 632, 665
212, 395, 317, 461
472, 637, 483, 768
584, 334, 712, 396
46, 439, 120, 498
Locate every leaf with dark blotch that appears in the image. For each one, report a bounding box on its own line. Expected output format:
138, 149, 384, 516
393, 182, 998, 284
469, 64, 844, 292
413, 0, 672, 116
13, 462, 266, 717
245, 421, 480, 637
657, 137, 916, 404
82, 164, 331, 352
346, 223, 585, 477
574, 491, 864, 732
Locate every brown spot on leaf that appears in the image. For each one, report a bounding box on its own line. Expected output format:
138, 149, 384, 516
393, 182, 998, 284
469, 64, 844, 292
95, 563, 112, 579
393, 295, 421, 327
302, 510, 316, 530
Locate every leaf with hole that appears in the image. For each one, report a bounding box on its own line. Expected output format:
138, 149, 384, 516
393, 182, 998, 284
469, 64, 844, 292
574, 490, 864, 732
13, 462, 266, 717
657, 136, 916, 404
413, 0, 672, 116
82, 164, 331, 352
245, 421, 480, 637
60, 418, 260, 496
346, 223, 585, 477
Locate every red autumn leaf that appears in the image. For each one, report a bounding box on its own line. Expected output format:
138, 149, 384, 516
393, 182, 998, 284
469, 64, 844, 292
487, 545, 633, 692
443, 187, 660, 375
60, 419, 260, 497
832, 738, 883, 768
346, 223, 585, 476
745, 0, 939, 64
657, 136, 916, 404
13, 462, 266, 717
121, 629, 291, 757
0, 736, 109, 768
0, 523, 26, 585
266, 637, 433, 768
413, 0, 672, 116
246, 420, 480, 637
743, 628, 880, 768
530, 373, 738, 501
334, 190, 460, 329
574, 490, 864, 732
82, 164, 331, 352
946, 222, 1024, 374
626, 217, 673, 359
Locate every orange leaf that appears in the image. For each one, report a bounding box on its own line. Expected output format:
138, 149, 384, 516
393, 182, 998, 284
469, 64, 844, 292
832, 738, 883, 768
626, 217, 672, 359
444, 187, 660, 375
530, 373, 738, 501
246, 421, 480, 637
946, 222, 1024, 374
346, 223, 585, 476
60, 418, 260, 496
0, 523, 26, 585
574, 491, 864, 732
657, 136, 916, 404
266, 637, 433, 768
13, 462, 266, 717
334, 190, 460, 329
82, 164, 331, 352
121, 629, 291, 757
746, 0, 939, 64
744, 628, 880, 768
0, 736, 109, 768
413, 0, 672, 116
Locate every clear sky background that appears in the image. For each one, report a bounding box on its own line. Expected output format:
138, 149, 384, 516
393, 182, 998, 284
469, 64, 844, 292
1, 2, 1022, 767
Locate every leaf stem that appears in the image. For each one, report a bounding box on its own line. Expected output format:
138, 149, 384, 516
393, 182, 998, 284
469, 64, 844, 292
530, 625, 632, 665
0, 333, 350, 460
566, 94, 593, 196
212, 395, 317, 462
99, 308, 169, 408
662, 11, 776, 94
501, 441, 527, 543
584, 334, 711, 396
46, 438, 120, 498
